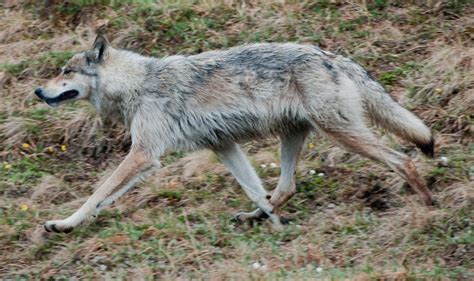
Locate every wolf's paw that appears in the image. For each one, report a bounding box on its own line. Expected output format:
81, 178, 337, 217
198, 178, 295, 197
232, 209, 289, 227
232, 209, 268, 224
44, 220, 74, 233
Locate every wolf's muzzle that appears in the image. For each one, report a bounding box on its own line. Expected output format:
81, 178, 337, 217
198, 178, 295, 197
34, 88, 79, 105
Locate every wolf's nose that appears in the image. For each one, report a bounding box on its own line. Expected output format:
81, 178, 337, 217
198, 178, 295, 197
34, 88, 44, 99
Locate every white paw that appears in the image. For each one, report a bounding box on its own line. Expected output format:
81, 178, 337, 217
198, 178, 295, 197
44, 220, 75, 233
233, 209, 267, 223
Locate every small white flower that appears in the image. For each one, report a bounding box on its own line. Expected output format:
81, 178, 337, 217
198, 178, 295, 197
252, 261, 262, 270
260, 164, 267, 168
270, 162, 278, 168
309, 169, 316, 175
440, 156, 448, 165
317, 173, 325, 177
316, 267, 323, 273
99, 264, 107, 271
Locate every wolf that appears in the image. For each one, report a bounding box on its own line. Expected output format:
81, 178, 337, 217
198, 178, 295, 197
35, 34, 434, 233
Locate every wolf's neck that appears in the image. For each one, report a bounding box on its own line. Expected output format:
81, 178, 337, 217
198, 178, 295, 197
91, 92, 141, 128
91, 49, 150, 127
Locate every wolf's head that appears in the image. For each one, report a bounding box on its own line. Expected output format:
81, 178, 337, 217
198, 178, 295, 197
34, 35, 109, 107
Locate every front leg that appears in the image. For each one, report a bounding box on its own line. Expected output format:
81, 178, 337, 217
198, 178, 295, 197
44, 149, 155, 233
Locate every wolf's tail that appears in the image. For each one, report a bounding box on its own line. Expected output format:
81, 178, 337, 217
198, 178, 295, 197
364, 92, 434, 157
347, 63, 434, 157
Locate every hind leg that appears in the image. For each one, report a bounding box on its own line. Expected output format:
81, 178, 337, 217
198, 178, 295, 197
316, 123, 434, 206
272, 129, 309, 208
377, 147, 434, 206
233, 129, 309, 222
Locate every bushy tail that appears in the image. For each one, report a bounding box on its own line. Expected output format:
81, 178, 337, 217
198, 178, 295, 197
363, 88, 434, 157
335, 58, 434, 156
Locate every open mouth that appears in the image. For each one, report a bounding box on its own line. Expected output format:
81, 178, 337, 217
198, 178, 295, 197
45, 90, 79, 106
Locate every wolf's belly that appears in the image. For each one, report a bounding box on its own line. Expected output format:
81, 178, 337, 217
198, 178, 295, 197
173, 111, 311, 150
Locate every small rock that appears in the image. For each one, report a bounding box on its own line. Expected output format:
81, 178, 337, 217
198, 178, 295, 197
327, 203, 336, 209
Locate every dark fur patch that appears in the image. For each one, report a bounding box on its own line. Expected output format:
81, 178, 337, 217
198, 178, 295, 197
51, 224, 59, 233
323, 60, 339, 84
416, 137, 435, 158
322, 60, 333, 70
63, 227, 73, 233
44, 224, 51, 232
259, 212, 269, 219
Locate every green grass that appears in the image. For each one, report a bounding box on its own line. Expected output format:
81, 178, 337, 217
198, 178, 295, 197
1, 157, 47, 186
0, 61, 30, 76
0, 51, 74, 77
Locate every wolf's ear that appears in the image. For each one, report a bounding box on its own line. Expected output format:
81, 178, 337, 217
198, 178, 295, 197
89, 35, 109, 63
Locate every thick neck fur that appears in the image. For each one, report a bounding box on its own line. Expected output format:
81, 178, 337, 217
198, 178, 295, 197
90, 48, 149, 127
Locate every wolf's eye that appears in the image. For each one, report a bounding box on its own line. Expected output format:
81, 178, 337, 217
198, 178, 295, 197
64, 68, 72, 75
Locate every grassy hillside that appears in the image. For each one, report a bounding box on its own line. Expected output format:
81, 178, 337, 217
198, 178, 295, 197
0, 0, 473, 279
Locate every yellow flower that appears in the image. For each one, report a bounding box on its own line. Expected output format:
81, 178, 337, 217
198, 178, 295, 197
22, 143, 30, 149
4, 163, 12, 170
435, 88, 443, 94
308, 143, 315, 149
19, 204, 29, 211
47, 146, 54, 153
60, 144, 67, 152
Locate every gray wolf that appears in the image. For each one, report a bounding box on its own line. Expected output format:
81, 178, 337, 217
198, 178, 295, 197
35, 35, 434, 233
